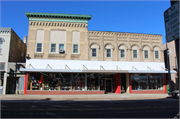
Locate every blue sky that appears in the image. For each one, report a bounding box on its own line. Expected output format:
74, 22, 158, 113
0, 1, 170, 44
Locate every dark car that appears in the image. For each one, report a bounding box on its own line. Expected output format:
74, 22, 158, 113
172, 90, 179, 98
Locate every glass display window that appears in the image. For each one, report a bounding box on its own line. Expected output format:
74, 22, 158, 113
87, 73, 99, 91
131, 74, 164, 90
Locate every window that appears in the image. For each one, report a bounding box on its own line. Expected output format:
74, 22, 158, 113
120, 49, 125, 58
59, 44, 64, 50
0, 38, 4, 54
107, 49, 111, 57
73, 44, 78, 53
144, 50, 148, 58
155, 51, 159, 59
87, 73, 99, 91
0, 44, 2, 54
27, 73, 86, 91
51, 44, 56, 52
133, 50, 137, 58
36, 43, 42, 52
132, 74, 164, 90
92, 48, 97, 57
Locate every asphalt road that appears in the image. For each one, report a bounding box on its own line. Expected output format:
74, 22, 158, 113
1, 98, 179, 118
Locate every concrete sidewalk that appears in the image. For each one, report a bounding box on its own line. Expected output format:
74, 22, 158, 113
0, 93, 171, 101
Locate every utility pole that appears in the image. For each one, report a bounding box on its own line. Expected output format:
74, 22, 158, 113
165, 36, 171, 94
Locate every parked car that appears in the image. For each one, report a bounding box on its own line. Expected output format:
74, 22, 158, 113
172, 90, 179, 98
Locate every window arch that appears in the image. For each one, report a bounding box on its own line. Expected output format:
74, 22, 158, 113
0, 37, 5, 54
90, 43, 100, 58
119, 45, 127, 58
142, 46, 150, 59
105, 44, 113, 58
153, 46, 160, 59
131, 45, 139, 59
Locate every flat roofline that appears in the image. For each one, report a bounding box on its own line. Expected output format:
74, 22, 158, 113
88, 30, 162, 36
25, 12, 92, 19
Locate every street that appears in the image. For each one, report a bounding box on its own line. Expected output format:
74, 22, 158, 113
1, 98, 179, 118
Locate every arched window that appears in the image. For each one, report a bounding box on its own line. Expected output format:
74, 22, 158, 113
105, 44, 112, 58
90, 44, 99, 58
0, 37, 5, 54
143, 46, 150, 59
154, 46, 160, 59
132, 45, 139, 59
119, 45, 126, 58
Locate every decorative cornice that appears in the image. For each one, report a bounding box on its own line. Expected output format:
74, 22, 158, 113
88, 31, 162, 39
29, 21, 87, 28
25, 12, 92, 23
0, 28, 11, 34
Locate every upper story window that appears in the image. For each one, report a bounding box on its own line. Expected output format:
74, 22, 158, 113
73, 44, 78, 53
133, 50, 137, 58
106, 49, 111, 57
105, 44, 113, 58
132, 45, 139, 59
120, 49, 125, 58
0, 37, 5, 54
144, 50, 148, 58
143, 46, 150, 60
59, 44, 64, 50
72, 31, 80, 54
155, 51, 159, 59
92, 48, 97, 57
154, 46, 160, 60
51, 44, 56, 52
0, 44, 2, 54
119, 45, 126, 59
36, 43, 42, 52
50, 30, 67, 53
90, 44, 99, 59
36, 30, 44, 53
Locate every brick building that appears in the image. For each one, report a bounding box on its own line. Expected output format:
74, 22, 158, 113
20, 12, 176, 95
0, 28, 27, 94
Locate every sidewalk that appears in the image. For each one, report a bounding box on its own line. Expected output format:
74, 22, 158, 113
0, 93, 171, 101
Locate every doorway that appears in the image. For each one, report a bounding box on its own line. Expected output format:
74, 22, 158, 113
121, 74, 126, 93
106, 79, 112, 93
100, 78, 113, 93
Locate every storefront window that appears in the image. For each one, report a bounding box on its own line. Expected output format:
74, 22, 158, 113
132, 74, 164, 90
131, 75, 139, 90
139, 75, 148, 90
148, 74, 164, 90
87, 73, 99, 91
28, 73, 85, 91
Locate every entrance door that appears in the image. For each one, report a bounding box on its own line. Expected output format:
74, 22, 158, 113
105, 79, 112, 93
121, 74, 126, 93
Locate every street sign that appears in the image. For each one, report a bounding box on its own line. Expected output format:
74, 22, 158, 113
164, 2, 179, 43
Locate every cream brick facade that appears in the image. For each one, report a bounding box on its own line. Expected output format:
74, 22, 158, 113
26, 13, 164, 62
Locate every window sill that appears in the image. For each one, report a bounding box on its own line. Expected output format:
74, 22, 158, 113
71, 54, 80, 58
91, 57, 98, 58
34, 53, 44, 57
48, 53, 67, 58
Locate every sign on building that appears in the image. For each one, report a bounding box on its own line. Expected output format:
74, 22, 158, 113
164, 2, 179, 43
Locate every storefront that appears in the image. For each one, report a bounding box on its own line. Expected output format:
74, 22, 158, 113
20, 59, 176, 95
